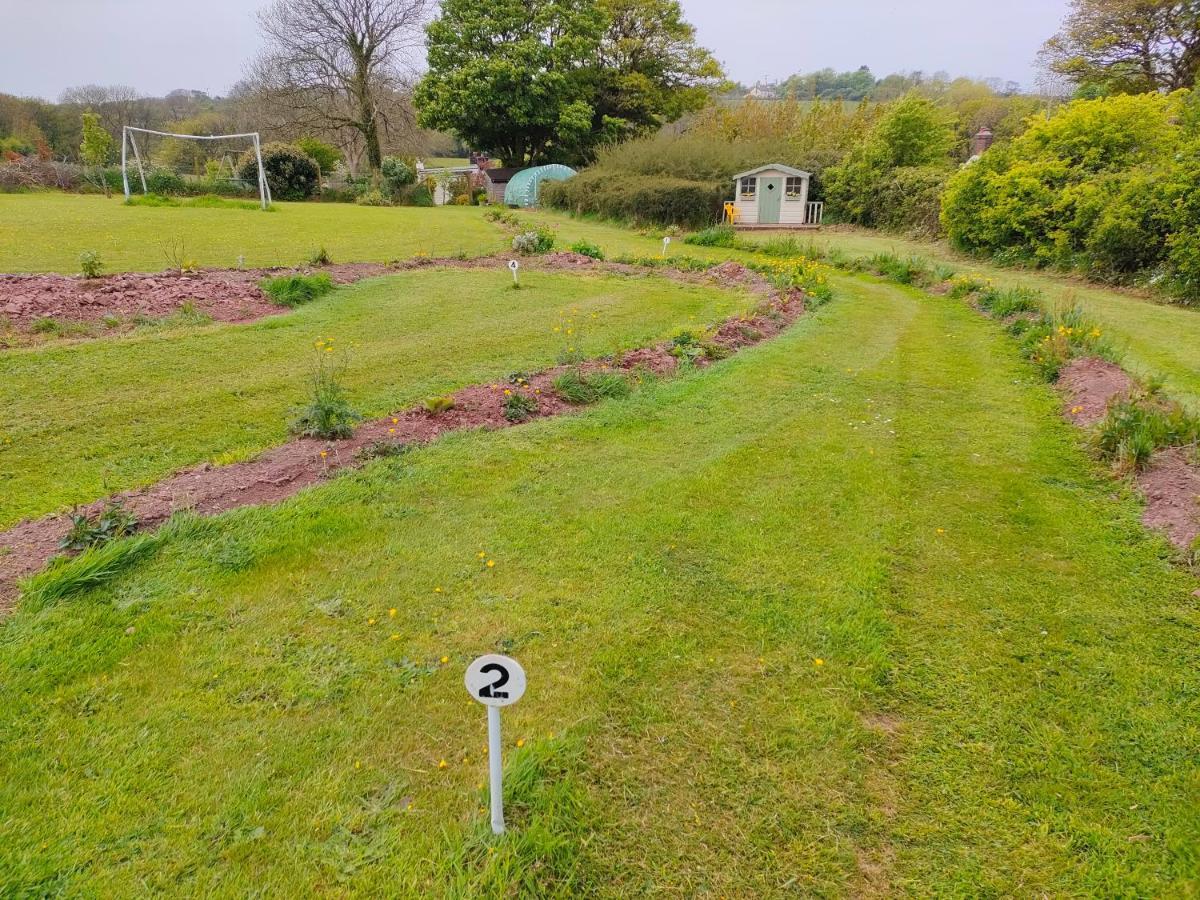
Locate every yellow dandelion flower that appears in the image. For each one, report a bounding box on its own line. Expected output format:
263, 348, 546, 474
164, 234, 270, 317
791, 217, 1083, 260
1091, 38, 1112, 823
438, 759, 448, 769
440, 655, 450, 664
368, 617, 377, 625
486, 560, 495, 568
478, 551, 486, 558
814, 658, 824, 667
390, 633, 400, 641
389, 608, 397, 617
434, 586, 443, 593
516, 739, 525, 748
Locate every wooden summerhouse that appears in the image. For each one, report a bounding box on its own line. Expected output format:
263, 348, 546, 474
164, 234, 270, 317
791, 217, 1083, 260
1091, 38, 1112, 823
727, 164, 823, 228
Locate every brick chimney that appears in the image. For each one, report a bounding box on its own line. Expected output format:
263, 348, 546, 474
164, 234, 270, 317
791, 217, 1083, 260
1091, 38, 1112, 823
971, 127, 995, 157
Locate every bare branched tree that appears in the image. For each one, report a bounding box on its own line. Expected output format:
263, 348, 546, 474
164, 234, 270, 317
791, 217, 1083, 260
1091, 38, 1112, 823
251, 0, 431, 171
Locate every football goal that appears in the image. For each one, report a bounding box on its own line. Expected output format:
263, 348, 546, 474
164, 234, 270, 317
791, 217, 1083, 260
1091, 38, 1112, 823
121, 127, 271, 209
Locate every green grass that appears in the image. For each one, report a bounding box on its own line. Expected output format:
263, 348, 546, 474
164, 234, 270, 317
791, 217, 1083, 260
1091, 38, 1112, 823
0, 268, 755, 527
0, 193, 506, 273
2, 276, 1197, 894
801, 226, 1200, 410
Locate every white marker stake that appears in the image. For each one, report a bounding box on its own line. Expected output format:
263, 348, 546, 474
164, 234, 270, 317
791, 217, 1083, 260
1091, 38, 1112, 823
465, 654, 527, 835
508, 259, 520, 286
662, 236, 672, 258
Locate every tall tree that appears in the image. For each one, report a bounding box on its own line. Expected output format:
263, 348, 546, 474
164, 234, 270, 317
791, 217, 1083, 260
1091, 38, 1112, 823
415, 0, 721, 166
251, 0, 430, 170
1041, 0, 1200, 93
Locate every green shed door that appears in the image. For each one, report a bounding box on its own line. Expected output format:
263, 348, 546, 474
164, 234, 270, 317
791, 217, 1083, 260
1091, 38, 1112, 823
759, 177, 782, 223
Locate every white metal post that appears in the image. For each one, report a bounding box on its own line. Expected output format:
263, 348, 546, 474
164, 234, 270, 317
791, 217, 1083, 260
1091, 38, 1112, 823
120, 127, 130, 200
253, 135, 270, 209
129, 130, 148, 194
487, 705, 505, 834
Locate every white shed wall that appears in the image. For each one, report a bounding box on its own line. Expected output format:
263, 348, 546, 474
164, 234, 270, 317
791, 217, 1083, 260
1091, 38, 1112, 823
732, 168, 810, 225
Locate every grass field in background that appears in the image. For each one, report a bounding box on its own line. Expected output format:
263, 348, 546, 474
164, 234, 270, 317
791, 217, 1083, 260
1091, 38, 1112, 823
0, 268, 753, 527
0, 193, 505, 273
3, 276, 1197, 895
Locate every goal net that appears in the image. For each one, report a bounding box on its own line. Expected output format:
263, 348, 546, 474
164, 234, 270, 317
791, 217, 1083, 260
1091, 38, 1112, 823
121, 127, 270, 208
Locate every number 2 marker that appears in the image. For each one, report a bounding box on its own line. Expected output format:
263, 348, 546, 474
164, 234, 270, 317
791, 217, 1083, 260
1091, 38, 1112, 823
465, 654, 527, 834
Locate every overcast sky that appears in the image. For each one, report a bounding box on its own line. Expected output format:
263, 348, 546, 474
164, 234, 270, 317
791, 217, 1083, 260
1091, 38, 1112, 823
2, 0, 1070, 101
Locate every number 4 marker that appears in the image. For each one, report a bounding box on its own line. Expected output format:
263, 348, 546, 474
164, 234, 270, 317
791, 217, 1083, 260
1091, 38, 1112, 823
465, 654, 527, 834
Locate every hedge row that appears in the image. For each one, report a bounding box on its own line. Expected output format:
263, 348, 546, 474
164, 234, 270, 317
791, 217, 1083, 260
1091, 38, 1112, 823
541, 170, 726, 228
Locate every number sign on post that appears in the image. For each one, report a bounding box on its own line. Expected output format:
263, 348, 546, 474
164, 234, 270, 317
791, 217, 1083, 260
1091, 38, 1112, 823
508, 259, 520, 286
465, 654, 527, 835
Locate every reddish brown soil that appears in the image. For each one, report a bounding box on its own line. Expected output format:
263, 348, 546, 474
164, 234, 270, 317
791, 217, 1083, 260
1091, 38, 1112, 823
1057, 356, 1135, 426
1138, 448, 1200, 551
0, 265, 803, 609
0, 263, 393, 336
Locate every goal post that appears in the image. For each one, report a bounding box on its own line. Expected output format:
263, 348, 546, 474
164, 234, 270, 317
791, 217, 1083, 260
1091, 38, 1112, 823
120, 127, 271, 209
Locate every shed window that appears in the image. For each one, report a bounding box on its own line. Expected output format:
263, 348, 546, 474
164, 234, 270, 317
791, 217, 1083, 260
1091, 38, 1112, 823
739, 176, 756, 199
785, 176, 805, 199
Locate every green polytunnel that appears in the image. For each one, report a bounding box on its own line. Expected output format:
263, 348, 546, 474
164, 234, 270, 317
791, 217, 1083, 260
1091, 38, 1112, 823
503, 164, 576, 208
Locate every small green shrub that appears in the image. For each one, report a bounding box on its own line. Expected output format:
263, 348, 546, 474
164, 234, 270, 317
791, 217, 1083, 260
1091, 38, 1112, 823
946, 274, 991, 299
60, 501, 138, 552
356, 441, 411, 462
260, 273, 334, 308
79, 250, 103, 278
484, 208, 522, 227
503, 392, 539, 422
31, 317, 61, 334
513, 228, 556, 255
424, 395, 456, 414
863, 252, 934, 286
1017, 308, 1110, 381
355, 189, 392, 207
308, 246, 332, 266
684, 225, 738, 248
568, 240, 605, 260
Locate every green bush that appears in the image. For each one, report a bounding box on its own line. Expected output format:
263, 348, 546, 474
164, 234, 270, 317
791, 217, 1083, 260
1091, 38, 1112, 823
976, 285, 1042, 317
260, 273, 335, 307
239, 143, 319, 201
355, 189, 392, 207
543, 172, 725, 228
296, 137, 342, 174
396, 183, 434, 207
513, 228, 555, 254
381, 156, 416, 198
60, 501, 138, 551
568, 240, 605, 260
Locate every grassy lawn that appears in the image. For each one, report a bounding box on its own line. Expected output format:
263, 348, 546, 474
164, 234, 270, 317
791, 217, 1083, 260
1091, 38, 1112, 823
801, 227, 1200, 409
2, 274, 1197, 895
0, 268, 754, 527
0, 193, 506, 273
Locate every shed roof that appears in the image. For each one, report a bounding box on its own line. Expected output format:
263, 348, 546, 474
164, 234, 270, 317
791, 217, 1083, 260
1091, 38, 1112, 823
732, 164, 811, 180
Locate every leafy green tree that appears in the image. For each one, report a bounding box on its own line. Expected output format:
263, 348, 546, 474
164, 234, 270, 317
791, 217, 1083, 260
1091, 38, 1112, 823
824, 93, 955, 227
296, 137, 342, 175
1041, 0, 1200, 93
80, 110, 114, 197
416, 0, 721, 165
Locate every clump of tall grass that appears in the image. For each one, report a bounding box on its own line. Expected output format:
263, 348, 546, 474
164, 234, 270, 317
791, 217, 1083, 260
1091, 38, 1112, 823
1094, 384, 1200, 473
22, 534, 161, 608
683, 225, 738, 248
261, 272, 334, 307
976, 285, 1043, 318
552, 368, 632, 404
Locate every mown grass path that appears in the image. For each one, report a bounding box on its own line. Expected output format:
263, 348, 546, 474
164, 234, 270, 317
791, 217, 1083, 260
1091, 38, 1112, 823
0, 268, 753, 528
2, 274, 1196, 895
809, 227, 1200, 410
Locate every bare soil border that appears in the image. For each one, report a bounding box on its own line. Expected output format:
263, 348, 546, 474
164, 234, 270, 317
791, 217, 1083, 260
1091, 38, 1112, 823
0, 257, 801, 609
